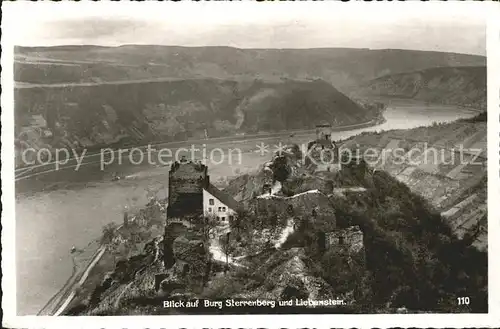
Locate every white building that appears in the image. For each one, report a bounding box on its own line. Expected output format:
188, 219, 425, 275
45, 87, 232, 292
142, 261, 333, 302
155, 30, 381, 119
203, 183, 239, 223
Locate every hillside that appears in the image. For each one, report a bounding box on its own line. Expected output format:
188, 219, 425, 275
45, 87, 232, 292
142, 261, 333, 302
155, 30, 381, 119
226, 115, 487, 252
353, 66, 486, 110
15, 46, 485, 90
15, 78, 377, 165
341, 115, 487, 252
64, 122, 488, 315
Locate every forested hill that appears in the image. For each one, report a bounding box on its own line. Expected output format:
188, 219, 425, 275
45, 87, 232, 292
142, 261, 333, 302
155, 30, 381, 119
353, 66, 486, 110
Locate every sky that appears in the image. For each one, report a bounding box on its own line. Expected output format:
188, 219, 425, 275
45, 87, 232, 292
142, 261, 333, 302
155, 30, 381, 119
3, 1, 489, 56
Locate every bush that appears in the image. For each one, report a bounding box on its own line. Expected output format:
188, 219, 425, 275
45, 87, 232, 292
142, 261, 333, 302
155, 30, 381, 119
101, 222, 118, 245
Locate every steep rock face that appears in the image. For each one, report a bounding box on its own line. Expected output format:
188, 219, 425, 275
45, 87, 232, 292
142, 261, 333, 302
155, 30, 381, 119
355, 66, 486, 109
172, 236, 208, 279
223, 171, 273, 203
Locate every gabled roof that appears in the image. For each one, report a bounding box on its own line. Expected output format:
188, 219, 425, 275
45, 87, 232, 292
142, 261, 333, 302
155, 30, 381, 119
205, 183, 241, 212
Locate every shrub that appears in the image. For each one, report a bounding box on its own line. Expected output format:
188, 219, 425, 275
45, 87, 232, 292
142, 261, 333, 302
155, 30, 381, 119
101, 222, 118, 245
201, 275, 243, 299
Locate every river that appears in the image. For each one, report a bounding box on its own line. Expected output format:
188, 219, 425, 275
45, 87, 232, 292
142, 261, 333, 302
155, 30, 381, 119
15, 99, 479, 315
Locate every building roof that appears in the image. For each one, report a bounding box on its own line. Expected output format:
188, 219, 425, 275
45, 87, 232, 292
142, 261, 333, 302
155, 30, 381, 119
205, 183, 241, 212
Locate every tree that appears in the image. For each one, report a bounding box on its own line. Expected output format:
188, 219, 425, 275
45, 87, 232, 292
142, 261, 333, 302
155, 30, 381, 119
101, 222, 118, 245
199, 214, 219, 242
220, 232, 232, 272
232, 208, 249, 234
271, 156, 291, 182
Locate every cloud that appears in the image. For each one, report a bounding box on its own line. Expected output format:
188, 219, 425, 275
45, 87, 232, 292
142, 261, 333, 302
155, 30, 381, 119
5, 2, 487, 55
47, 18, 150, 40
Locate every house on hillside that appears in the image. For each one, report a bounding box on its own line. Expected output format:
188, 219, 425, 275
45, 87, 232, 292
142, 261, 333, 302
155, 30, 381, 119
204, 183, 240, 223
167, 158, 241, 224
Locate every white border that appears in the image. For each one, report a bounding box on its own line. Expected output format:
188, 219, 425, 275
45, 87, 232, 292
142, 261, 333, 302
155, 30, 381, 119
2, 1, 500, 328
487, 8, 500, 322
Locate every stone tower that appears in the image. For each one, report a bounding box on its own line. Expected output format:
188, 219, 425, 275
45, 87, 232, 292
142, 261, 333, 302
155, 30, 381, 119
315, 123, 332, 141
167, 158, 209, 219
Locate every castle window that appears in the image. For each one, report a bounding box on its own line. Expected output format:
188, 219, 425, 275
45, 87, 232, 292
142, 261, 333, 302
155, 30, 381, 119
222, 207, 226, 212
208, 207, 212, 213
182, 264, 190, 277
338, 236, 345, 245
209, 199, 214, 205
217, 216, 220, 221
221, 217, 226, 221
229, 215, 234, 221
218, 207, 222, 212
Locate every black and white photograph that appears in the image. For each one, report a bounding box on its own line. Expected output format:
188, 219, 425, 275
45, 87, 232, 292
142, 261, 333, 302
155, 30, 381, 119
2, 1, 499, 328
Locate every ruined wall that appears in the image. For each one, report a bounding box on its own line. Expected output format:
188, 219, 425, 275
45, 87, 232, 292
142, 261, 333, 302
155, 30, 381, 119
326, 225, 364, 256
253, 190, 336, 229
163, 222, 190, 268
172, 236, 208, 279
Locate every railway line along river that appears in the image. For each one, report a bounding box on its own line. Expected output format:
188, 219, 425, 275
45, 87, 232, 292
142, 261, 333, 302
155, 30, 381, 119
15, 99, 479, 315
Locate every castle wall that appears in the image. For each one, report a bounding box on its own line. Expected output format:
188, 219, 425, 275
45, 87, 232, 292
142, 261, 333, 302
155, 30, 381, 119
168, 162, 208, 218
326, 225, 364, 255
253, 190, 336, 229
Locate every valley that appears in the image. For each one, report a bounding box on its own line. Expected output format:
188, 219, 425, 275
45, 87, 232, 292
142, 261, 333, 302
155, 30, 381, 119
15, 100, 480, 314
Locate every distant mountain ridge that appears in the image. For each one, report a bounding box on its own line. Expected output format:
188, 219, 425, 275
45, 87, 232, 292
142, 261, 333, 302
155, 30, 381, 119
353, 66, 486, 110
15, 45, 485, 90
14, 45, 485, 165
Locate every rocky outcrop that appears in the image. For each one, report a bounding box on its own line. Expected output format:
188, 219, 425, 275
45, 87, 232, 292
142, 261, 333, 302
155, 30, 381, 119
157, 276, 186, 296
253, 190, 336, 229
241, 248, 336, 303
